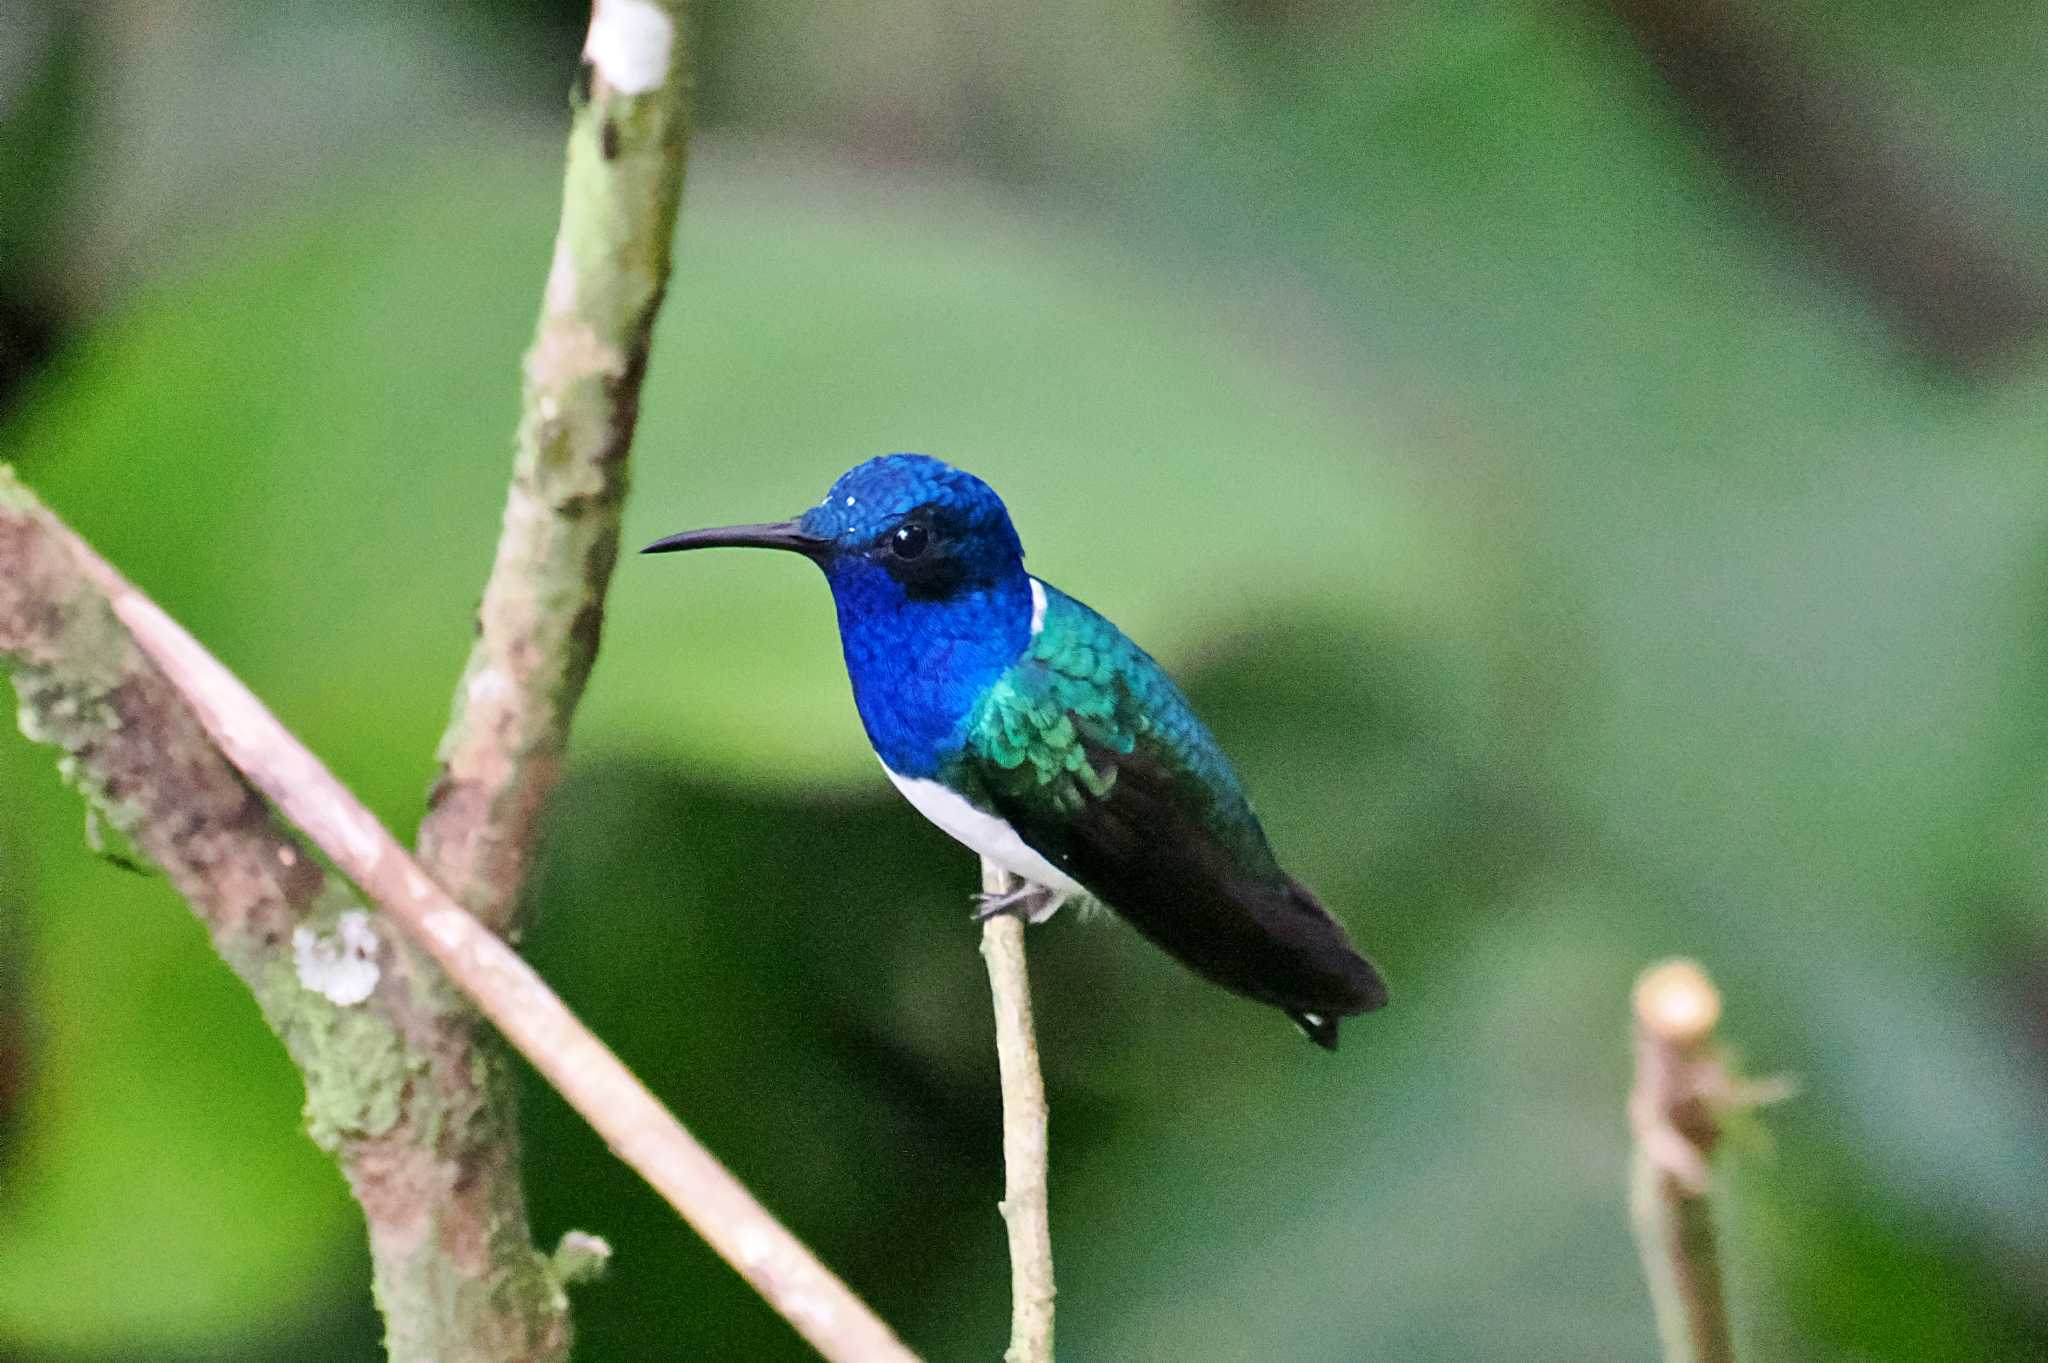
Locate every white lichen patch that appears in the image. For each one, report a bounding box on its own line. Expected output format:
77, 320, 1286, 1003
466, 665, 512, 708
543, 234, 579, 314
293, 910, 382, 1006
585, 0, 673, 96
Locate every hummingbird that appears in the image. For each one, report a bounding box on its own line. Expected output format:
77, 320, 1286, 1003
643, 454, 1387, 1047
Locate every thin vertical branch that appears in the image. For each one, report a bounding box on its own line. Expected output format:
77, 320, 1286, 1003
389, 0, 693, 1350
1628, 958, 1736, 1363
979, 861, 1056, 1363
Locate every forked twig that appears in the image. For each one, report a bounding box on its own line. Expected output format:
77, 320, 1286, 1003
1628, 958, 1786, 1363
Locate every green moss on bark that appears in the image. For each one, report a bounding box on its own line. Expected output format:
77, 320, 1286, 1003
1, 474, 573, 1363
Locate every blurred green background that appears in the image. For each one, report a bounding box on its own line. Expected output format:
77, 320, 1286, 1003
4, 0, 2048, 1359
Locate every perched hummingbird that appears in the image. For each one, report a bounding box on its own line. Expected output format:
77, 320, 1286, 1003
643, 454, 1387, 1047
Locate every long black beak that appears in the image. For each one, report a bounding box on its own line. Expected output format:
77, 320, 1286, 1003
640, 521, 831, 557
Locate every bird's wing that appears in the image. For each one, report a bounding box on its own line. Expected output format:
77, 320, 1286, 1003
956, 586, 1385, 1036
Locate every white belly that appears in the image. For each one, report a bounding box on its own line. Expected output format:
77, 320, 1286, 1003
882, 763, 1086, 898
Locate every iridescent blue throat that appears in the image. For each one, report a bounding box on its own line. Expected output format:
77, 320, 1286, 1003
795, 454, 1033, 778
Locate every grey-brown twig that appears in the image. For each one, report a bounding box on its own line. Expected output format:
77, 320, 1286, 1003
1628, 958, 1749, 1363
400, 0, 695, 1347
1, 473, 921, 1363
420, 0, 692, 935
979, 861, 1056, 1363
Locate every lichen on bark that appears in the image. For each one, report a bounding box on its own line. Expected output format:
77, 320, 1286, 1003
0, 469, 571, 1363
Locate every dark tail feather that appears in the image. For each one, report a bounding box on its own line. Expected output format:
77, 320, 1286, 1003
1283, 876, 1389, 1018
1007, 730, 1388, 1044
1089, 867, 1388, 1048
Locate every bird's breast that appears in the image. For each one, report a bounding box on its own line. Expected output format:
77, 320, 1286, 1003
879, 761, 1086, 895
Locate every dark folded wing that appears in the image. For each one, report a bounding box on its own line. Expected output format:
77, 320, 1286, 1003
959, 588, 1385, 1034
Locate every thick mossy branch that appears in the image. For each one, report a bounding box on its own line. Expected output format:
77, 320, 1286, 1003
14, 467, 921, 1363
419, 0, 694, 936
0, 468, 583, 1363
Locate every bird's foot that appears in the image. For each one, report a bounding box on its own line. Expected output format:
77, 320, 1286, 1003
973, 883, 1064, 924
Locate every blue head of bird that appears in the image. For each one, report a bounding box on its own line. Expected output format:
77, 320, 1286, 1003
642, 454, 1035, 777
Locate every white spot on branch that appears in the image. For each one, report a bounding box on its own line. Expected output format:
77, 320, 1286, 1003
293, 910, 382, 1006
738, 1222, 775, 1268
467, 666, 512, 708
543, 235, 578, 314
423, 909, 468, 952
1634, 958, 1721, 1046
585, 0, 673, 97
553, 1229, 615, 1285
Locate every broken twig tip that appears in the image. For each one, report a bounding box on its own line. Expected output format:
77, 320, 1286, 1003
1634, 958, 1722, 1047
552, 1230, 615, 1286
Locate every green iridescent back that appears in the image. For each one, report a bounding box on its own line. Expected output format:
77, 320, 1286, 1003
949, 581, 1282, 881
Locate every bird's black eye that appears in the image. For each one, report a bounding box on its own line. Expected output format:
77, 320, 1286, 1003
890, 523, 930, 560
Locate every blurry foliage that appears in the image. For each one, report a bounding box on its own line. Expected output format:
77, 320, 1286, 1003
0, 4, 79, 414
0, 6, 81, 265
4, 0, 2048, 1360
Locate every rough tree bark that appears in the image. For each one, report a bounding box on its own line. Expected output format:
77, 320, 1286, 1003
362, 0, 696, 1351
418, 0, 692, 933
0, 470, 590, 1360
1, 474, 926, 1361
